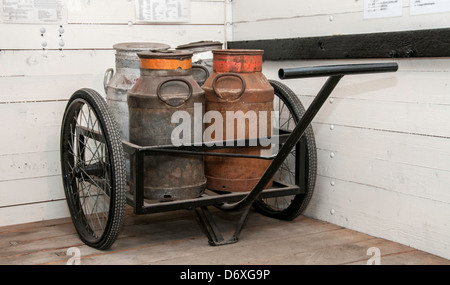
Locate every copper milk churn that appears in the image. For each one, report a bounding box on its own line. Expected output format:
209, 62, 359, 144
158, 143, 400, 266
176, 41, 223, 86
128, 50, 206, 200
202, 49, 274, 192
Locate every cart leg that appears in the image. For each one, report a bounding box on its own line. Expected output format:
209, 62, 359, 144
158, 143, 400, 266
194, 205, 252, 246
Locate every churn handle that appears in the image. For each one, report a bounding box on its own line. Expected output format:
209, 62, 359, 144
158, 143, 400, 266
192, 64, 210, 78
156, 78, 193, 107
192, 64, 210, 86
103, 68, 114, 93
212, 73, 246, 102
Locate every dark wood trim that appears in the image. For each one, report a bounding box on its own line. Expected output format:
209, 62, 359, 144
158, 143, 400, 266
227, 28, 450, 60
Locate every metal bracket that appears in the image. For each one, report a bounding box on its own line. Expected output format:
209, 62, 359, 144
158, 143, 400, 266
194, 205, 251, 246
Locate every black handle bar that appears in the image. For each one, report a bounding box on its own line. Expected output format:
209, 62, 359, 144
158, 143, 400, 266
279, 62, 398, 79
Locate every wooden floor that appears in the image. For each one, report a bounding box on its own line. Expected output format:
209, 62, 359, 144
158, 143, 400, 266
0, 206, 449, 265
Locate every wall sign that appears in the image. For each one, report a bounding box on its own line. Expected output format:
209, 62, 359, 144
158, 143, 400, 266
363, 0, 403, 19
135, 0, 190, 23
2, 0, 66, 24
410, 0, 450, 15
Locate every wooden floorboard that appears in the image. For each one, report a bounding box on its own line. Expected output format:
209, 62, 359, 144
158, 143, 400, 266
0, 205, 449, 265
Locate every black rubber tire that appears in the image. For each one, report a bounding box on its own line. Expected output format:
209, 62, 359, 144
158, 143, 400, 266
253, 80, 317, 221
60, 88, 126, 250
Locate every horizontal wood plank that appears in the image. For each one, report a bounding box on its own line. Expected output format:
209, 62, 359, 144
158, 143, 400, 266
0, 176, 64, 208
298, 94, 450, 138
0, 74, 104, 103
232, 0, 365, 23
230, 28, 450, 59
67, 0, 225, 25
0, 101, 66, 155
315, 148, 450, 203
0, 50, 115, 76
0, 200, 69, 228
0, 150, 61, 182
312, 123, 450, 173
0, 23, 225, 50
232, 7, 450, 41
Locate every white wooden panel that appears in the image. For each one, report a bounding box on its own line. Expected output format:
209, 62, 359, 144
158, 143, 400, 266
233, 0, 366, 23
0, 74, 104, 103
0, 151, 61, 182
312, 123, 450, 172
0, 176, 64, 208
67, 0, 225, 25
305, 176, 450, 260
0, 23, 225, 50
0, 123, 60, 156
298, 95, 450, 138
315, 148, 450, 203
0, 50, 114, 76
0, 101, 66, 155
233, 6, 450, 41
0, 200, 69, 227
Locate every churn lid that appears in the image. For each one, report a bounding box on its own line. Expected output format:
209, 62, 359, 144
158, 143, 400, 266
137, 50, 194, 70
212, 49, 264, 73
212, 49, 264, 55
176, 41, 223, 52
113, 42, 171, 51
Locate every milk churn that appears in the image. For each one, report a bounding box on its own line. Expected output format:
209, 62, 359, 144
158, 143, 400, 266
104, 42, 170, 142
202, 49, 274, 192
104, 42, 170, 182
128, 50, 206, 200
176, 41, 223, 86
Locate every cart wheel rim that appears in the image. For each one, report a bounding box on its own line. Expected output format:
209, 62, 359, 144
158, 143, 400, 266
60, 88, 126, 249
254, 80, 317, 220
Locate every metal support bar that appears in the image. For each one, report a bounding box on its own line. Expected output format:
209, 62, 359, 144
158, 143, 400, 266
194, 205, 252, 246
131, 151, 145, 215
122, 131, 291, 157
125, 182, 301, 215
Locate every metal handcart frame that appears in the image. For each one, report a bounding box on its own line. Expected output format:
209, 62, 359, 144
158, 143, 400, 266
60, 62, 398, 249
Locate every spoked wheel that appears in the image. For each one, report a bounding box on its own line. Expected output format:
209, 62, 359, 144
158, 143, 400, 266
60, 88, 126, 249
253, 80, 317, 220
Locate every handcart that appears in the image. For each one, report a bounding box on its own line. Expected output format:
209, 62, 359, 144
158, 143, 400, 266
60, 62, 398, 249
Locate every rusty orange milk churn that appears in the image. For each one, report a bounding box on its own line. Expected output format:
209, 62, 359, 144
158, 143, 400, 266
202, 49, 274, 192
127, 50, 206, 200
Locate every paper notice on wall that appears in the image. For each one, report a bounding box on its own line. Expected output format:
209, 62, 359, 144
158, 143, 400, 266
135, 0, 190, 23
364, 0, 403, 19
2, 0, 66, 24
410, 0, 450, 15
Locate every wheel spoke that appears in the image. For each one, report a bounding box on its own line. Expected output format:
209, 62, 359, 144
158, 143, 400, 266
61, 90, 125, 249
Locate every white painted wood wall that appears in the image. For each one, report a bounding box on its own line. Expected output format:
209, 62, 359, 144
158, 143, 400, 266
0, 0, 230, 226
232, 0, 450, 260
1, 0, 449, 262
